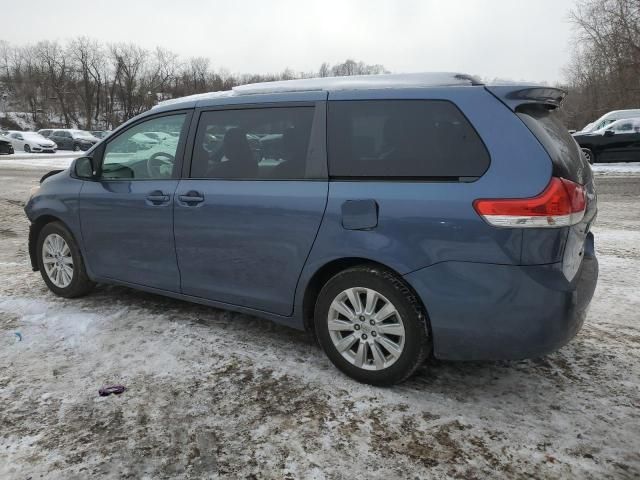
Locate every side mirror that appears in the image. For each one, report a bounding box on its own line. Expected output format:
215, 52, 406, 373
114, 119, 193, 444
74, 156, 98, 180
604, 130, 615, 137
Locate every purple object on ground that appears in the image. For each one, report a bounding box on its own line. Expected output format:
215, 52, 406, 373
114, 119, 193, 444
99, 385, 126, 396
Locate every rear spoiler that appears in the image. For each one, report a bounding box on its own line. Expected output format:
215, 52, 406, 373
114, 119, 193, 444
485, 85, 567, 111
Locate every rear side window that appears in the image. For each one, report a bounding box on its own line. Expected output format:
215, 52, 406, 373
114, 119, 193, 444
190, 107, 314, 180
517, 105, 590, 185
328, 100, 490, 179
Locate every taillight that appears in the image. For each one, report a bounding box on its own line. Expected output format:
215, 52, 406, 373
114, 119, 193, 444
473, 177, 586, 228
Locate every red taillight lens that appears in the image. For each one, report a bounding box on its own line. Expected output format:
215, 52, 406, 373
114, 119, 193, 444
474, 177, 586, 228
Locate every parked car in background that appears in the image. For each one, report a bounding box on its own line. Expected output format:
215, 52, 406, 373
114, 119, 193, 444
0, 134, 14, 155
573, 117, 640, 163
25, 73, 598, 385
49, 129, 99, 151
6, 131, 57, 153
578, 109, 640, 133
38, 129, 53, 138
91, 130, 111, 139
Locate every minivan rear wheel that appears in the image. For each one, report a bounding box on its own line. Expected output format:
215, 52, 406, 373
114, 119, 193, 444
314, 266, 431, 385
37, 222, 95, 298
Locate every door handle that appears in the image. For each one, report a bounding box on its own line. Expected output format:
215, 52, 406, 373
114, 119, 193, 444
178, 191, 205, 205
146, 190, 170, 205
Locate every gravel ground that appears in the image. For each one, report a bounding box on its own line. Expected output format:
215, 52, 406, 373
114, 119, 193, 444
0, 161, 638, 479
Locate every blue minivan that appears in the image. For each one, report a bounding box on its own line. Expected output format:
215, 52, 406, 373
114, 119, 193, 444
25, 73, 598, 385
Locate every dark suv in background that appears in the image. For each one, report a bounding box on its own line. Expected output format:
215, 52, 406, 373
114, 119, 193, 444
49, 129, 100, 151
25, 73, 598, 385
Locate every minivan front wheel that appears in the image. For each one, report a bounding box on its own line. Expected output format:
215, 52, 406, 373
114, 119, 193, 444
37, 222, 94, 298
315, 266, 431, 385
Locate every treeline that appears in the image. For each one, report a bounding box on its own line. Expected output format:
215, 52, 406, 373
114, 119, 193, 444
563, 0, 640, 129
0, 37, 387, 130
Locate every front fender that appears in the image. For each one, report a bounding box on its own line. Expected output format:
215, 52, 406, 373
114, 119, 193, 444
24, 171, 84, 271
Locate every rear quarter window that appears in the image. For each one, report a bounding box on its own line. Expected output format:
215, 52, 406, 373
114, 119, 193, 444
327, 100, 490, 179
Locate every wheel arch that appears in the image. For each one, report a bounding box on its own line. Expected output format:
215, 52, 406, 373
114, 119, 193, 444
300, 257, 428, 333
29, 214, 70, 271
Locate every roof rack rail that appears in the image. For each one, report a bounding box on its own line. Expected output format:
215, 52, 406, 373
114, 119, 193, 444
232, 72, 483, 96
154, 72, 483, 109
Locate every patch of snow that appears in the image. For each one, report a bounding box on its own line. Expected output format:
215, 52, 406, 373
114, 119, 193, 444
592, 162, 640, 175
0, 151, 78, 170
0, 111, 37, 131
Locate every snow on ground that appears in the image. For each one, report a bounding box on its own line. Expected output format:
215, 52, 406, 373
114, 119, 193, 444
591, 162, 640, 175
0, 170, 638, 479
0, 151, 79, 170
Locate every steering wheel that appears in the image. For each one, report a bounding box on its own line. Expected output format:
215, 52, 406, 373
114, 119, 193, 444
147, 151, 175, 178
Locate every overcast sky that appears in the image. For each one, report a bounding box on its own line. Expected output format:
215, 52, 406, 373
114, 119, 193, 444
2, 0, 576, 83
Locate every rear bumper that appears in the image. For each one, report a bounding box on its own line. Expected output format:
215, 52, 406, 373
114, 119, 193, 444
404, 240, 598, 361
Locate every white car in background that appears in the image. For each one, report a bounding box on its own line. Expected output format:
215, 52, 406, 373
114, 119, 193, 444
6, 131, 58, 153
579, 109, 640, 133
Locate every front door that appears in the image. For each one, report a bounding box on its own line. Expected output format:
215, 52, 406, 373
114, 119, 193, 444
79, 112, 190, 291
174, 104, 328, 315
599, 120, 640, 162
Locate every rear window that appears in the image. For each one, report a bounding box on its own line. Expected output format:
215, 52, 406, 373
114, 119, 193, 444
517, 105, 590, 185
328, 100, 490, 179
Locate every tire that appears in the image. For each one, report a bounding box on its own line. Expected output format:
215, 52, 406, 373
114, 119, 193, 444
582, 148, 595, 164
24, 144, 31, 153
37, 221, 95, 298
314, 265, 431, 386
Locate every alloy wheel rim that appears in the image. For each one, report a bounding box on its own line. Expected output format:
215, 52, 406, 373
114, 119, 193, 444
42, 233, 74, 288
328, 287, 406, 371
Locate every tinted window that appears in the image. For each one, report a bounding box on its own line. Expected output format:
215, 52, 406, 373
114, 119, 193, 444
190, 107, 314, 179
101, 114, 186, 180
328, 100, 489, 178
517, 105, 591, 185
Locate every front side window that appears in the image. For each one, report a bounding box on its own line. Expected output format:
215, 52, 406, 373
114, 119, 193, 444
328, 100, 490, 179
190, 107, 314, 180
614, 122, 633, 132
101, 114, 186, 180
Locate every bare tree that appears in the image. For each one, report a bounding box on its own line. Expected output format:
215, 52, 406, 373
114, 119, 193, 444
565, 0, 640, 129
68, 37, 104, 129
110, 43, 148, 121
0, 37, 389, 131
